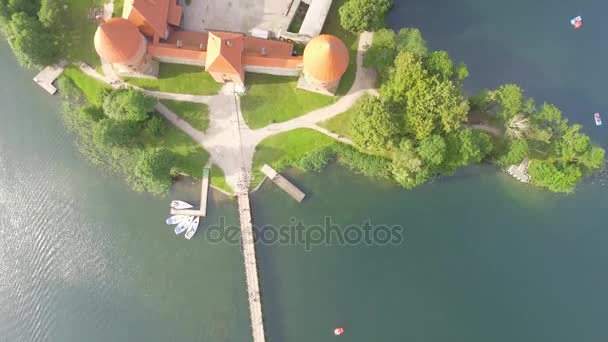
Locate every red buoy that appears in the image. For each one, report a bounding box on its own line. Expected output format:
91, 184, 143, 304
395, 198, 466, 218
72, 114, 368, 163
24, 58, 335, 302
334, 327, 344, 336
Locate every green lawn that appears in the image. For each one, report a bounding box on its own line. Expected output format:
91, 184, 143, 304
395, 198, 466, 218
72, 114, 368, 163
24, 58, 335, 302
251, 128, 336, 186
63, 67, 110, 105
161, 100, 209, 132
241, 74, 335, 129
60, 0, 104, 67
125, 63, 221, 95
319, 96, 368, 138
113, 0, 125, 17
322, 0, 359, 96
210, 165, 233, 195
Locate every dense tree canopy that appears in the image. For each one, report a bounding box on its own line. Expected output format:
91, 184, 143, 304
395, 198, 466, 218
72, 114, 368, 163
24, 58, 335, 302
38, 0, 63, 29
364, 28, 428, 80
350, 96, 402, 152
338, 0, 393, 33
133, 148, 176, 194
9, 12, 58, 66
102, 89, 156, 122
8, 0, 39, 16
93, 119, 137, 147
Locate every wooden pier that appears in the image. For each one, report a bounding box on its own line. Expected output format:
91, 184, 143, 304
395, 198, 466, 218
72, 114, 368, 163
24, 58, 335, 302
237, 182, 266, 342
260, 164, 305, 202
170, 168, 210, 216
33, 62, 66, 95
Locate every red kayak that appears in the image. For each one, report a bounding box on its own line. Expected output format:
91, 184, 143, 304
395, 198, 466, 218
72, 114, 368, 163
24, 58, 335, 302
334, 327, 344, 336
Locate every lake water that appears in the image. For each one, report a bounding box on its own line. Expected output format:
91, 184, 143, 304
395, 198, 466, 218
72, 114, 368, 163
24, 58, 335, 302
2, 0, 608, 341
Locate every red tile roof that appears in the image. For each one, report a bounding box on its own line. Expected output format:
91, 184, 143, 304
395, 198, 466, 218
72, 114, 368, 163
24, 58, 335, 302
205, 32, 244, 77
303, 34, 349, 82
123, 0, 180, 38
94, 18, 144, 63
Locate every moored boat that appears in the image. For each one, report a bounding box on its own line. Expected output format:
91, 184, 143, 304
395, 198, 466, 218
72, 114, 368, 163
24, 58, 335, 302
166, 215, 189, 225
170, 200, 194, 209
594, 113, 602, 126
184, 217, 200, 240
174, 216, 195, 235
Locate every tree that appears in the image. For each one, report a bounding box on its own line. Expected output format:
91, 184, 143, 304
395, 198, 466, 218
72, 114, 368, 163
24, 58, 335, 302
350, 96, 402, 152
391, 140, 429, 189
380, 51, 427, 105
363, 29, 397, 78
93, 119, 137, 147
8, 12, 58, 66
102, 88, 156, 122
339, 0, 393, 33
489, 84, 524, 120
394, 28, 427, 59
441, 129, 492, 174
533, 102, 568, 135
38, 0, 63, 29
8, 0, 40, 16
497, 139, 529, 167
425, 51, 454, 81
133, 148, 176, 194
416, 134, 446, 166
80, 105, 105, 122
528, 160, 582, 193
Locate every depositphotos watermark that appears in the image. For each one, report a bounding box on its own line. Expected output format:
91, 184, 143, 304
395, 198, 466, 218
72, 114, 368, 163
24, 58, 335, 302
203, 216, 404, 251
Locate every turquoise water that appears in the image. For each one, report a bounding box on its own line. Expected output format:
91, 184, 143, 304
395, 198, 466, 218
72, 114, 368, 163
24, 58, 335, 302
2, 0, 608, 341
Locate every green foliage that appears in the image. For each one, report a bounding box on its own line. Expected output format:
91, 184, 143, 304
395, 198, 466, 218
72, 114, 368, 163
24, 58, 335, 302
364, 28, 428, 79
57, 75, 84, 102
133, 148, 176, 194
489, 84, 525, 120
333, 144, 392, 179
380, 51, 426, 104
9, 0, 39, 15
79, 105, 104, 122
38, 0, 63, 28
350, 96, 401, 152
102, 88, 156, 122
296, 145, 336, 172
144, 116, 165, 137
497, 139, 529, 167
93, 119, 138, 147
8, 12, 58, 67
338, 0, 392, 33
528, 160, 582, 193
417, 134, 446, 166
391, 140, 428, 189
425, 51, 454, 81
556, 124, 605, 170
441, 129, 492, 174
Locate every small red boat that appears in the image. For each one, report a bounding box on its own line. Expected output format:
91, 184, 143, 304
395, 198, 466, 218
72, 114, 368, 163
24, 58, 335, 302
570, 16, 583, 29
334, 327, 344, 336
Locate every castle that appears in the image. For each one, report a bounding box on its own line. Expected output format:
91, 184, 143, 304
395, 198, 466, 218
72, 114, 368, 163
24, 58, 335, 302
94, 0, 349, 94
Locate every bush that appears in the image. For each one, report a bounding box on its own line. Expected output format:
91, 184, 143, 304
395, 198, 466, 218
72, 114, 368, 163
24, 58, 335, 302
102, 88, 156, 122
93, 119, 138, 147
79, 105, 104, 122
144, 116, 165, 137
57, 76, 84, 102
296, 145, 336, 172
338, 0, 393, 33
38, 0, 63, 29
133, 148, 176, 194
333, 144, 392, 179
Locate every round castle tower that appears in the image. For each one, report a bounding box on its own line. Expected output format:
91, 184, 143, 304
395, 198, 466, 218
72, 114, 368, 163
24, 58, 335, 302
302, 34, 349, 94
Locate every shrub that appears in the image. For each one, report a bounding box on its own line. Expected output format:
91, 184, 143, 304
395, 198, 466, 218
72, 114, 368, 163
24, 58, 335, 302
144, 115, 165, 137
333, 144, 392, 179
133, 148, 176, 194
338, 0, 393, 33
296, 145, 336, 172
79, 105, 104, 122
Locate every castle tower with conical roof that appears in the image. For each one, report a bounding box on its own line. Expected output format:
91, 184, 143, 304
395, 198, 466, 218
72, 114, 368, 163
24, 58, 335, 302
94, 17, 158, 78
298, 34, 349, 95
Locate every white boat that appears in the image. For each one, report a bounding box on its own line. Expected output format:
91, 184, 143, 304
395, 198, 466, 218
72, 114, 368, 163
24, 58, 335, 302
594, 113, 602, 126
184, 217, 200, 240
174, 216, 195, 235
166, 215, 189, 225
170, 200, 194, 209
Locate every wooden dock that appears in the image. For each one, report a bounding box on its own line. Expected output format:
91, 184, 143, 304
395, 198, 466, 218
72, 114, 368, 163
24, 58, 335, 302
237, 189, 266, 342
260, 164, 305, 202
507, 158, 531, 184
170, 168, 210, 216
33, 62, 66, 95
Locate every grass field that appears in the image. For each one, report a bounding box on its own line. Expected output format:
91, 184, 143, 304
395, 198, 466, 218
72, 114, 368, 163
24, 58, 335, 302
322, 0, 359, 96
125, 64, 221, 95
251, 128, 335, 186
319, 96, 368, 138
63, 67, 110, 105
60, 0, 104, 67
240, 74, 335, 129
210, 165, 233, 195
161, 100, 209, 132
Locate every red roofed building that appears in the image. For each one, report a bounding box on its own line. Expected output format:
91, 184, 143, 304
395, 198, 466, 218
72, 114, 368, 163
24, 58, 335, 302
94, 0, 348, 95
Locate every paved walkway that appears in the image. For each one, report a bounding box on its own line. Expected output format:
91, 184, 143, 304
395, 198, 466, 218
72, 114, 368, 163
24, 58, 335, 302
78, 31, 377, 192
